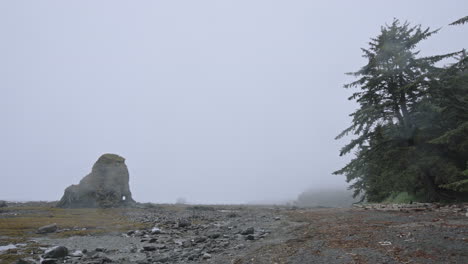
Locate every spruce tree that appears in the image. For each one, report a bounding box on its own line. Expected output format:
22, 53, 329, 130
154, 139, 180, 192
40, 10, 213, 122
334, 20, 460, 202
428, 18, 468, 195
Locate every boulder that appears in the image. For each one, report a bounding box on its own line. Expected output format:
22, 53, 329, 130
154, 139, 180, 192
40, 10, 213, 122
36, 223, 58, 234
57, 154, 136, 208
43, 246, 68, 259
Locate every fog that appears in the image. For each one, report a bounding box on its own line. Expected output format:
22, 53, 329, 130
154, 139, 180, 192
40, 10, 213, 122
1, 1, 466, 204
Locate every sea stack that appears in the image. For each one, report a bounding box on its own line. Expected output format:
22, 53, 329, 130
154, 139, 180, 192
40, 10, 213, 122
57, 153, 136, 208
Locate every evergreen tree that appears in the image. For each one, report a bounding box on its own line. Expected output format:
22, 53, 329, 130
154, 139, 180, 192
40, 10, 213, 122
334, 19, 465, 202
450, 16, 468, 26
428, 18, 468, 195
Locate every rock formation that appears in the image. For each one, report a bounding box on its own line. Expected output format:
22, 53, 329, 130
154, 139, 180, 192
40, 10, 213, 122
57, 154, 136, 208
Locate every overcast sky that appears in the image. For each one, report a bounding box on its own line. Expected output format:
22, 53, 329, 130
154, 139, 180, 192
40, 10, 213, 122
1, 1, 467, 204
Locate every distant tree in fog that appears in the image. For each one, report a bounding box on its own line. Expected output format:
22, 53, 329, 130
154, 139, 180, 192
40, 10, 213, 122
176, 197, 188, 204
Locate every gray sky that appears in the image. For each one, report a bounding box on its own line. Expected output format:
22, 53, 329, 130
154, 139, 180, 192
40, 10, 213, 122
1, 1, 467, 204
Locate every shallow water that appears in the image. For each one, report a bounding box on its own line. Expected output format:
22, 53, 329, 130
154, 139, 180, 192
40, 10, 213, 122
0, 244, 17, 251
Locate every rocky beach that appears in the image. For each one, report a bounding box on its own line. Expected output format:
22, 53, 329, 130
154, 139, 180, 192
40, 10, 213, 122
1, 202, 467, 264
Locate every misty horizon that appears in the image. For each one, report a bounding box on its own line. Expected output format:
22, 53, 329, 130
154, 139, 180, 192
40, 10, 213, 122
1, 1, 467, 204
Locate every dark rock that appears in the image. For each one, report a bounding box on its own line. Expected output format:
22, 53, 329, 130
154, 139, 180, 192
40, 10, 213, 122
143, 246, 156, 251
37, 223, 58, 234
208, 233, 221, 239
177, 219, 191, 228
43, 246, 68, 259
193, 236, 207, 243
56, 153, 136, 208
154, 254, 169, 263
245, 234, 255, 240
227, 212, 239, 218
0, 200, 7, 208
241, 227, 254, 235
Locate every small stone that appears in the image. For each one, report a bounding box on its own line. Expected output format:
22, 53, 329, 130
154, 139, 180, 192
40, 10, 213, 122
177, 219, 191, 228
69, 250, 83, 257
227, 212, 239, 218
220, 241, 230, 247
37, 224, 58, 234
40, 259, 57, 264
274, 217, 281, 221
245, 235, 255, 240
233, 244, 245, 250
134, 230, 144, 236
202, 253, 212, 259
91, 253, 112, 263
151, 227, 162, 234
182, 240, 193, 248
43, 246, 68, 259
241, 227, 254, 235
208, 233, 221, 239
143, 246, 156, 251
193, 236, 207, 243
155, 244, 167, 249
154, 254, 169, 263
